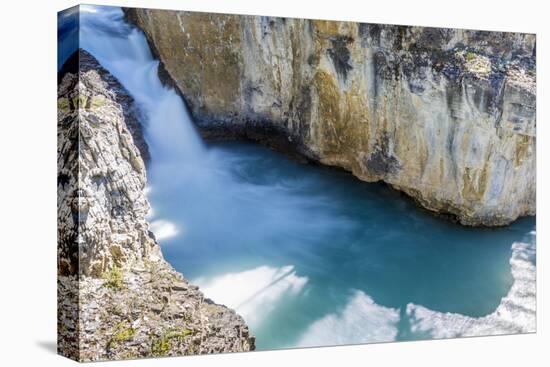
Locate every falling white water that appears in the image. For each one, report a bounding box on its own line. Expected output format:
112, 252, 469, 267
79, 5, 215, 242
73, 5, 537, 350
76, 2, 357, 265
78, 6, 357, 255
79, 5, 205, 164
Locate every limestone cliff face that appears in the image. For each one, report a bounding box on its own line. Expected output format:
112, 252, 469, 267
125, 8, 536, 226
57, 49, 156, 278
57, 50, 254, 361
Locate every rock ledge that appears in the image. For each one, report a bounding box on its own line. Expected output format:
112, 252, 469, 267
57, 49, 255, 362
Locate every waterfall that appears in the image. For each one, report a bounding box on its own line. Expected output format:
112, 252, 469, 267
79, 5, 205, 164
76, 5, 352, 256
69, 4, 536, 350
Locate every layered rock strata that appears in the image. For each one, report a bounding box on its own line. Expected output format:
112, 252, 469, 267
125, 8, 536, 225
57, 49, 254, 361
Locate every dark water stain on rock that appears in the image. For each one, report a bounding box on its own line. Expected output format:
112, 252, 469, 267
366, 133, 401, 176
327, 36, 353, 80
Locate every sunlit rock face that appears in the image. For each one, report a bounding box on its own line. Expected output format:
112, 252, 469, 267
57, 49, 254, 361
125, 9, 536, 226
57, 49, 156, 277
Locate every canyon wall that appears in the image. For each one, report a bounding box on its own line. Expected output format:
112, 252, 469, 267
57, 49, 254, 361
125, 8, 536, 226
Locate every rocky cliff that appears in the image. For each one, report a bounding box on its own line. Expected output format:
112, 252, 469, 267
57, 49, 254, 361
125, 8, 536, 226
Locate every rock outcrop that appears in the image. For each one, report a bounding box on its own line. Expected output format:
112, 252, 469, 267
57, 49, 254, 361
125, 8, 536, 226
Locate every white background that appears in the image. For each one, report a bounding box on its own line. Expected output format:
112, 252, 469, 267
0, 0, 547, 365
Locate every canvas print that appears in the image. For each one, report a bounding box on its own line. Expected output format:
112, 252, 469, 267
57, 4, 536, 362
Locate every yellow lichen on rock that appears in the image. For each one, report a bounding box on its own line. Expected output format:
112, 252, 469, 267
124, 8, 536, 226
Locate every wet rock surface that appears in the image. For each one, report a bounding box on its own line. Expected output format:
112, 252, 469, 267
125, 9, 536, 226
57, 49, 254, 361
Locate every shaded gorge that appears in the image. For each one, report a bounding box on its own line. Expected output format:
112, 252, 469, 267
78, 5, 536, 351
149, 141, 535, 348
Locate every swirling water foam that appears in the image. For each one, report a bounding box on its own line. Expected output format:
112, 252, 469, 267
69, 5, 537, 350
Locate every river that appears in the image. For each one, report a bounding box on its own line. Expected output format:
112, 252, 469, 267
64, 4, 536, 350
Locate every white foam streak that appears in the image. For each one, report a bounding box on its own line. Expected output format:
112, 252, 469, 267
79, 6, 205, 167
150, 220, 179, 241
407, 234, 536, 338
194, 266, 308, 328
79, 5, 99, 13
78, 6, 207, 247
76, 5, 537, 346
297, 290, 400, 347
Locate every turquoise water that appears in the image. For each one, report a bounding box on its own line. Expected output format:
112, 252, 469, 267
72, 5, 536, 350
148, 141, 535, 349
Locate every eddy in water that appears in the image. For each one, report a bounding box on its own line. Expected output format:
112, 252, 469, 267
69, 4, 536, 353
